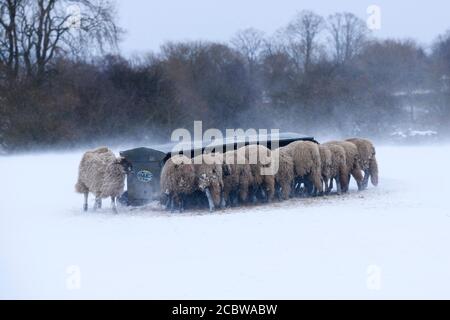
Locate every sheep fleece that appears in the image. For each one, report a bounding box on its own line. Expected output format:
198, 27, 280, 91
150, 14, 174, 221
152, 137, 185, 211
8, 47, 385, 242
75, 147, 125, 198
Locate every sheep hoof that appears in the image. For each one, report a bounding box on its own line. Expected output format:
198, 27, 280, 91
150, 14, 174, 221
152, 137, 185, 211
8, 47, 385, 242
112, 207, 118, 214
83, 204, 88, 212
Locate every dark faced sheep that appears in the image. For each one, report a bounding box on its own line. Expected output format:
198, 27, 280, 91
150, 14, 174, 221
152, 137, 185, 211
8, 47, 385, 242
273, 147, 295, 200
193, 153, 225, 212
346, 138, 379, 189
236, 145, 276, 203
324, 141, 364, 192
160, 155, 196, 212
285, 141, 323, 196
222, 151, 254, 206
75, 147, 126, 213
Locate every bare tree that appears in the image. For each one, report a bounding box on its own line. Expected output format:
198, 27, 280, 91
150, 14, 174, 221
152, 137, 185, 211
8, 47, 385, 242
327, 12, 369, 64
0, 0, 121, 80
0, 0, 22, 78
285, 10, 324, 72
231, 27, 265, 66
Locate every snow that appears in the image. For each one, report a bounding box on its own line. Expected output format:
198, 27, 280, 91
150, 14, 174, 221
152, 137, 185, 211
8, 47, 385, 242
1, 146, 450, 299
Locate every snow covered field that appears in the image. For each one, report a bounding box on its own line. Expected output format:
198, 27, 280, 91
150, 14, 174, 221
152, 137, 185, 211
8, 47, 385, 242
1, 145, 450, 299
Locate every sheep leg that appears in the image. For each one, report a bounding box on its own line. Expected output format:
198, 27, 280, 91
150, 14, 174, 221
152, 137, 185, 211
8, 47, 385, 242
322, 177, 330, 195
250, 187, 258, 203
266, 179, 275, 203
170, 196, 175, 213
294, 178, 303, 197
276, 185, 282, 201
220, 191, 227, 209
111, 197, 118, 214
313, 172, 324, 196
351, 168, 365, 191
165, 195, 172, 212
289, 181, 296, 198
304, 179, 314, 197
232, 192, 239, 206
94, 197, 102, 210
179, 196, 185, 213
205, 188, 215, 213
83, 192, 88, 212
336, 176, 342, 195
260, 187, 267, 202
329, 178, 334, 192
362, 169, 370, 190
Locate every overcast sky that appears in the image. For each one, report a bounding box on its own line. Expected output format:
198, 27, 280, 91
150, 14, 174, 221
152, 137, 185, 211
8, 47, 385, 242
117, 0, 450, 55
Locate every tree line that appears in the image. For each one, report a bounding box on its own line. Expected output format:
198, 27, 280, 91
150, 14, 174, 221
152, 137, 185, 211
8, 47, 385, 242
1, 3, 449, 151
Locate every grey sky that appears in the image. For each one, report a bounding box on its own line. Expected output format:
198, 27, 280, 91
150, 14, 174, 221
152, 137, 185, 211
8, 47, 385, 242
117, 0, 449, 55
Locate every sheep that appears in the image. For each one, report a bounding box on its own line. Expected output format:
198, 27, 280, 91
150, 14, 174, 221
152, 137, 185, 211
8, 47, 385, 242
273, 147, 295, 201
222, 150, 254, 206
236, 144, 276, 203
160, 155, 196, 212
324, 141, 364, 192
284, 141, 323, 196
192, 153, 225, 212
323, 144, 349, 195
318, 144, 333, 195
75, 147, 126, 213
346, 138, 379, 189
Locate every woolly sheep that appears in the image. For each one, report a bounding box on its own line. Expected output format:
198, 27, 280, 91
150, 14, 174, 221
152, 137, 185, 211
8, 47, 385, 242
346, 138, 379, 189
222, 150, 254, 206
323, 144, 349, 194
284, 141, 323, 196
236, 144, 276, 203
318, 144, 333, 195
273, 147, 295, 200
160, 155, 196, 212
75, 147, 126, 213
193, 153, 225, 212
324, 141, 364, 192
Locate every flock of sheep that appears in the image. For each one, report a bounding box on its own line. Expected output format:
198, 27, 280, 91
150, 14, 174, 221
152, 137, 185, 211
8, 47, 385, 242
160, 138, 378, 212
75, 138, 378, 213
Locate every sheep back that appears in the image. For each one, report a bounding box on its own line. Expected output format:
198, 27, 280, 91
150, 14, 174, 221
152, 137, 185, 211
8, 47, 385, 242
75, 147, 122, 198
160, 155, 196, 198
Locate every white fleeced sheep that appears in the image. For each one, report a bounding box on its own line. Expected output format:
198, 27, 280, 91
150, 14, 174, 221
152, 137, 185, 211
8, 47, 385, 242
75, 147, 126, 212
237, 144, 276, 203
324, 141, 364, 192
323, 144, 349, 194
346, 138, 379, 189
160, 154, 196, 212
284, 141, 323, 196
273, 147, 295, 200
222, 150, 254, 206
193, 153, 225, 212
